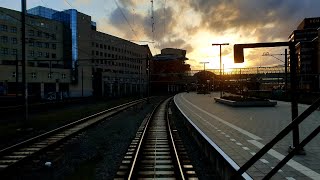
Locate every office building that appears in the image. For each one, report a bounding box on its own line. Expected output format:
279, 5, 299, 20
0, 6, 151, 99
289, 17, 320, 91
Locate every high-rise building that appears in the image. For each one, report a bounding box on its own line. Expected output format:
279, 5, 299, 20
289, 17, 320, 91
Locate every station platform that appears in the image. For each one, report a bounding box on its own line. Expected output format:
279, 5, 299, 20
174, 92, 320, 180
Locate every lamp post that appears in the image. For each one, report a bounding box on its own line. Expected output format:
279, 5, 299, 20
21, 0, 28, 127
200, 62, 209, 93
212, 43, 229, 97
15, 53, 19, 98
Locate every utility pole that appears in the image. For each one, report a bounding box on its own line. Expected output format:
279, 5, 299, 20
21, 0, 28, 127
285, 49, 288, 92
289, 43, 304, 154
15, 53, 19, 98
200, 62, 209, 93
81, 67, 84, 97
212, 43, 229, 97
147, 56, 150, 103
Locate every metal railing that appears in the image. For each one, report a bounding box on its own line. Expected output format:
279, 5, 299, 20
234, 96, 320, 179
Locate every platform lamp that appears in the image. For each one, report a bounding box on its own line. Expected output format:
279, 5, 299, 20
212, 43, 229, 97
200, 62, 209, 92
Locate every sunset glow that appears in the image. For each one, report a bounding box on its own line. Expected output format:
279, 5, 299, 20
3, 0, 319, 70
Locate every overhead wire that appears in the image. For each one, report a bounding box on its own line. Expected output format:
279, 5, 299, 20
112, 0, 139, 40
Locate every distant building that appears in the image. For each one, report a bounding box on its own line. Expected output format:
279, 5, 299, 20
0, 6, 151, 99
289, 17, 320, 91
150, 48, 190, 94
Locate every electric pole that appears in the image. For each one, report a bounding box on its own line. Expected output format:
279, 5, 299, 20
21, 0, 28, 127
200, 62, 209, 93
212, 43, 229, 97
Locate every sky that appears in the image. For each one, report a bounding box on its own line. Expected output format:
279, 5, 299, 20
2, 0, 320, 70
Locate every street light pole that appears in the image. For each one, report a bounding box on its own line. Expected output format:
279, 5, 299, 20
212, 43, 229, 97
15, 53, 19, 98
21, 0, 28, 127
200, 62, 209, 93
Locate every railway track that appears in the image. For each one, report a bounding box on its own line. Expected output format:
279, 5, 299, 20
115, 97, 197, 179
0, 98, 147, 175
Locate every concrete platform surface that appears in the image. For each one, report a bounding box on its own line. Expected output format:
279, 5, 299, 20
174, 92, 320, 180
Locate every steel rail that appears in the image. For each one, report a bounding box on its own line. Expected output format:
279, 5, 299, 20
127, 98, 163, 179
0, 98, 146, 172
166, 99, 185, 180
126, 97, 190, 179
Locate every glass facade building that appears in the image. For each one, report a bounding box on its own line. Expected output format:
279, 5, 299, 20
28, 6, 79, 82
63, 9, 78, 70
28, 6, 58, 19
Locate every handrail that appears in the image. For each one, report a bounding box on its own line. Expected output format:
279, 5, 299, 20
236, 96, 320, 177
263, 125, 320, 179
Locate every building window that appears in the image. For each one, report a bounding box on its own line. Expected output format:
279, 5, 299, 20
29, 41, 34, 47
37, 51, 42, 57
104, 53, 107, 57
36, 42, 42, 48
52, 44, 56, 49
45, 33, 50, 39
62, 74, 66, 79
12, 49, 17, 55
51, 34, 56, 40
31, 72, 36, 79
96, 43, 98, 47
0, 48, 8, 55
52, 53, 56, 59
28, 30, 34, 36
100, 52, 103, 56
12, 72, 16, 78
11, 37, 17, 44
96, 51, 99, 55
10, 27, 17, 33
104, 45, 106, 49
92, 50, 94, 55
112, 54, 114, 58
45, 43, 49, 48
112, 46, 114, 51
0, 24, 8, 31
92, 42, 94, 47
45, 52, 49, 58
37, 31, 42, 37
48, 73, 52, 79
108, 45, 110, 50
29, 50, 34, 57
100, 44, 102, 48
0, 36, 8, 43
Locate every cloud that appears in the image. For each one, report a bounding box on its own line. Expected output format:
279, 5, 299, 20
73, 0, 92, 5
101, 0, 320, 69
107, 4, 194, 52
118, 0, 136, 7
